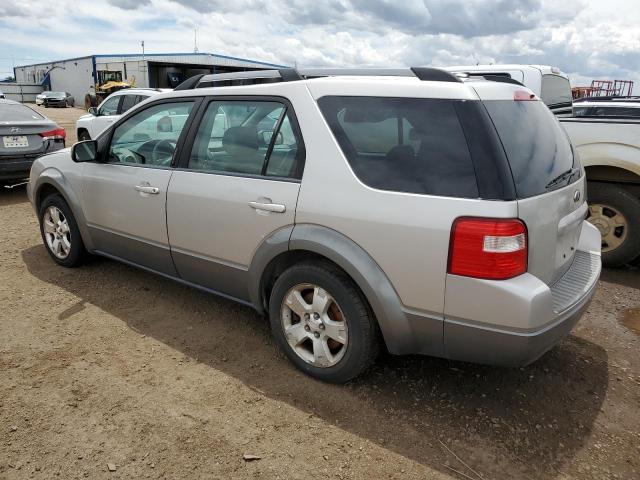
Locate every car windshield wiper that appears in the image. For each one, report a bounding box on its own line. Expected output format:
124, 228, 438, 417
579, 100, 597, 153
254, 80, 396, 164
545, 168, 577, 190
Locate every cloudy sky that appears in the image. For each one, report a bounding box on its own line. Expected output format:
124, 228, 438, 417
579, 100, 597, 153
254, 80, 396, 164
0, 0, 638, 89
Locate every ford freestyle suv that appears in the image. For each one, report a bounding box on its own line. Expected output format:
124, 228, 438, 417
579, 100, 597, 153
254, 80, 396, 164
27, 68, 601, 383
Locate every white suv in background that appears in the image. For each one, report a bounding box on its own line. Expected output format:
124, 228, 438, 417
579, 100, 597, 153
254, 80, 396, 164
76, 88, 167, 140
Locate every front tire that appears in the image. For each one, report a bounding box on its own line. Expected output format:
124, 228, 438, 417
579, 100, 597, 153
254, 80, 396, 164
39, 194, 87, 267
587, 182, 640, 267
77, 130, 91, 141
269, 261, 379, 383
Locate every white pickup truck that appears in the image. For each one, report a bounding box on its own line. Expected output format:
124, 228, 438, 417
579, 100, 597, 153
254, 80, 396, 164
445, 65, 640, 266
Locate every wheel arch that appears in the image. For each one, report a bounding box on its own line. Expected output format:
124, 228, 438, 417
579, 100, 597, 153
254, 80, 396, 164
248, 224, 421, 354
77, 127, 90, 140
585, 165, 640, 185
33, 172, 95, 251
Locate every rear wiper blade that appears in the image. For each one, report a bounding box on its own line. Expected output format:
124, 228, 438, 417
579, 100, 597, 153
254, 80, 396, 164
545, 169, 577, 190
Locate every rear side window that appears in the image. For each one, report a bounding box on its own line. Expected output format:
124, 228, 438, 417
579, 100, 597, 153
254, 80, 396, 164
187, 100, 302, 179
540, 75, 572, 109
574, 105, 640, 118
120, 94, 149, 113
484, 100, 577, 198
317, 96, 478, 198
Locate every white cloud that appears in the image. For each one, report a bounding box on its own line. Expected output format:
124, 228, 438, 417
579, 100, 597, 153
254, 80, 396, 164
0, 0, 638, 90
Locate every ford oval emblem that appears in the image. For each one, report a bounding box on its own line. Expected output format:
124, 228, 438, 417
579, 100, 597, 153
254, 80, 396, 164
10, 127, 21, 133
573, 190, 581, 203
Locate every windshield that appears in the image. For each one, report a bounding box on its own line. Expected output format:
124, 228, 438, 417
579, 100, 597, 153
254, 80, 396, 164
484, 100, 578, 198
0, 103, 44, 121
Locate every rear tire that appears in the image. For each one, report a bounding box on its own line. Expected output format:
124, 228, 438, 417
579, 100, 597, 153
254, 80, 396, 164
39, 194, 87, 267
587, 182, 640, 267
268, 261, 379, 383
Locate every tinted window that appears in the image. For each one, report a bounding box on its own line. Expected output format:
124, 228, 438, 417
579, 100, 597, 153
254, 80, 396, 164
317, 96, 478, 198
188, 100, 301, 178
0, 103, 43, 121
574, 105, 640, 118
99, 96, 120, 116
541, 75, 572, 108
120, 95, 138, 113
484, 100, 577, 198
108, 102, 194, 167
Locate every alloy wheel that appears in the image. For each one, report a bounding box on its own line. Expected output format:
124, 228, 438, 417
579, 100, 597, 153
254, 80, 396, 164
43, 206, 72, 259
280, 283, 348, 368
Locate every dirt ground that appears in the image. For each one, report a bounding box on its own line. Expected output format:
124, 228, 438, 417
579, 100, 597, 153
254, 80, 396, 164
1, 106, 639, 480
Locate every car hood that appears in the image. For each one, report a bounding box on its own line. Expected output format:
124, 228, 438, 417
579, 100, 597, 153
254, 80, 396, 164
78, 113, 94, 121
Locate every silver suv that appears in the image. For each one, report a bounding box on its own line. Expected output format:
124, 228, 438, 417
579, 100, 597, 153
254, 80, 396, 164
28, 68, 601, 383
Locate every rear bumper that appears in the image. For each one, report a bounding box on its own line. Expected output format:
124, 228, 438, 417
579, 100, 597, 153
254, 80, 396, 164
0, 157, 38, 180
44, 100, 66, 107
440, 222, 601, 367
442, 262, 598, 366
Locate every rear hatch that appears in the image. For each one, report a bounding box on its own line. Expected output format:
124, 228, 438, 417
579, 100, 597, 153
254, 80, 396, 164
480, 91, 585, 285
0, 123, 51, 157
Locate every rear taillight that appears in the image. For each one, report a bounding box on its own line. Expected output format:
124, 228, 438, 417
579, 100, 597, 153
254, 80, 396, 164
448, 218, 527, 280
39, 128, 66, 141
513, 90, 538, 101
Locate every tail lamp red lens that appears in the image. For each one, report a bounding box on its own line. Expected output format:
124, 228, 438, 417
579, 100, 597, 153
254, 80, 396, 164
448, 218, 527, 280
39, 128, 66, 141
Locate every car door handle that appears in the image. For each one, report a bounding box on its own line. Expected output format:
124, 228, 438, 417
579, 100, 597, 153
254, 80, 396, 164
249, 201, 286, 213
135, 185, 159, 194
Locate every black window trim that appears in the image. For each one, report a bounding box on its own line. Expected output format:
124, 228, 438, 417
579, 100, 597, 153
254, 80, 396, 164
175, 95, 306, 182
97, 96, 204, 170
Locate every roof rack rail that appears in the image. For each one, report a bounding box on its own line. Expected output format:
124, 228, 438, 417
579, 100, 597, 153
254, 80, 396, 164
174, 74, 205, 91
410, 67, 462, 83
175, 66, 464, 90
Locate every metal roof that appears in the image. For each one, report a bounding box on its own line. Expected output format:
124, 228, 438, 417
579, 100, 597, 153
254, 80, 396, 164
15, 52, 286, 70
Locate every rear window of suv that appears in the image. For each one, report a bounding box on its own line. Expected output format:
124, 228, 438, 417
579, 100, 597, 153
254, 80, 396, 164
318, 96, 479, 198
484, 100, 577, 198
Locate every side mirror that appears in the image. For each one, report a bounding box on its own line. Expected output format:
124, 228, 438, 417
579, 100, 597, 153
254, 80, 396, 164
71, 140, 98, 162
88, 107, 98, 116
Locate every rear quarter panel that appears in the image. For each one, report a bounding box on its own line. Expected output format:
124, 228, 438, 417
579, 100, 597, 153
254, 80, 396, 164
294, 86, 519, 317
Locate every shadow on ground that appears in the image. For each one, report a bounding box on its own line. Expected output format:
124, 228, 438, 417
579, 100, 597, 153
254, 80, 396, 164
22, 245, 608, 479
600, 266, 640, 290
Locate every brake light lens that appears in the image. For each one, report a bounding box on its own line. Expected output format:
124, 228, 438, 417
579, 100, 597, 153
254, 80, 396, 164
513, 90, 538, 101
39, 128, 66, 141
448, 218, 527, 280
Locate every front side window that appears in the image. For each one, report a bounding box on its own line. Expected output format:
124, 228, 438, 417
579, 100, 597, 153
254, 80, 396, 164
98, 96, 120, 116
187, 100, 302, 178
317, 96, 478, 197
108, 101, 194, 167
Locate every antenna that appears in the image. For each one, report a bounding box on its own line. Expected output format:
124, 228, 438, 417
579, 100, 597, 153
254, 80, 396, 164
194, 27, 199, 53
